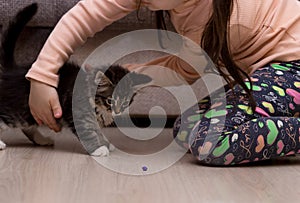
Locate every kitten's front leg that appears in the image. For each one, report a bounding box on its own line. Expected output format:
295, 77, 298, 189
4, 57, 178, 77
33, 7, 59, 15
21, 126, 54, 146
73, 92, 114, 156
0, 120, 9, 150
95, 104, 114, 127
0, 140, 6, 150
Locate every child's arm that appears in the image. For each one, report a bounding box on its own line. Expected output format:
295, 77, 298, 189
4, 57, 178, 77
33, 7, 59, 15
26, 0, 137, 130
26, 0, 136, 87
126, 37, 206, 86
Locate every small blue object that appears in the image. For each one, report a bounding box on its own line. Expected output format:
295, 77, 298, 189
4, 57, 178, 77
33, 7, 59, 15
142, 166, 148, 171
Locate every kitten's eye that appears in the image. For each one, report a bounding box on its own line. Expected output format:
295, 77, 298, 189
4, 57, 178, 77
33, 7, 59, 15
106, 97, 114, 106
122, 100, 130, 108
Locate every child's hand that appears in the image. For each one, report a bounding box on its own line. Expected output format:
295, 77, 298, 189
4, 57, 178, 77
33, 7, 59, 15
29, 80, 62, 132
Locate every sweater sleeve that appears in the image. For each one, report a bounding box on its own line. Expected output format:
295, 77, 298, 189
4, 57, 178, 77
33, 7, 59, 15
126, 35, 208, 86
26, 0, 137, 87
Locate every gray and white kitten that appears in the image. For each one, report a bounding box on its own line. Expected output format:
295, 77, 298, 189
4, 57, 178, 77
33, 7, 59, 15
0, 4, 151, 156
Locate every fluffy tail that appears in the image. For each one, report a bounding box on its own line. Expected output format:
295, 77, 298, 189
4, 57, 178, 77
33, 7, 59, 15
0, 3, 38, 68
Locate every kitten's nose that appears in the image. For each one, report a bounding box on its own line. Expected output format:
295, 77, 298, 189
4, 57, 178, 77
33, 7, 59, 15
112, 111, 121, 117
112, 104, 122, 116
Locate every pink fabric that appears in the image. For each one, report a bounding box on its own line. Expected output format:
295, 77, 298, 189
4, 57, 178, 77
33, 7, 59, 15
26, 0, 300, 87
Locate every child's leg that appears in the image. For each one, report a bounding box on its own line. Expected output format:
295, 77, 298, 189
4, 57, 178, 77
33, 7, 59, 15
174, 60, 300, 165
173, 96, 211, 149
190, 116, 300, 165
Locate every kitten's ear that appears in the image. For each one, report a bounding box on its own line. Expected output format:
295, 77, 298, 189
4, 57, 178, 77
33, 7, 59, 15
129, 72, 152, 86
83, 64, 112, 86
95, 70, 112, 86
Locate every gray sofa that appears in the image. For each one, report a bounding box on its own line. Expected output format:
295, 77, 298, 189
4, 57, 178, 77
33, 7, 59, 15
0, 0, 208, 121
0, 0, 155, 29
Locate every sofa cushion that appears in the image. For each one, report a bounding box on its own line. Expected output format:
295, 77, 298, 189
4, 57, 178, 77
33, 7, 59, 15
0, 0, 155, 29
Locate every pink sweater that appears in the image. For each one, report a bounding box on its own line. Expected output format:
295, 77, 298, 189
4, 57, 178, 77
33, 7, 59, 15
26, 0, 300, 87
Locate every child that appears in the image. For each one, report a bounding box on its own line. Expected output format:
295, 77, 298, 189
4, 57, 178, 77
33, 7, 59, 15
26, 0, 300, 165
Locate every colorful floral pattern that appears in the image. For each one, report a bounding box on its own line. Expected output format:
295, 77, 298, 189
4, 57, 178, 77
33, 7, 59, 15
174, 60, 300, 165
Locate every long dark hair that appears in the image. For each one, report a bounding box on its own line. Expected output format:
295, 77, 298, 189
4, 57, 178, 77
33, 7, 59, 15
155, 0, 256, 111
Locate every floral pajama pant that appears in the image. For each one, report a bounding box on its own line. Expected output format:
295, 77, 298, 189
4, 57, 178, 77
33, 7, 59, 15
173, 60, 300, 165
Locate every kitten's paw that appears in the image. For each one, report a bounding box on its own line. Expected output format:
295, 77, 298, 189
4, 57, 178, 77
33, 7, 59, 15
109, 143, 115, 151
34, 136, 54, 146
0, 140, 6, 150
91, 146, 110, 157
22, 127, 54, 146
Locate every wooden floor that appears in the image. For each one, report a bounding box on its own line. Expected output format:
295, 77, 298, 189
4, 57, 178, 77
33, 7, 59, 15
0, 127, 300, 203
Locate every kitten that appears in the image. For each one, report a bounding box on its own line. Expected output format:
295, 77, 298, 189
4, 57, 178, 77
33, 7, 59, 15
0, 4, 151, 156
